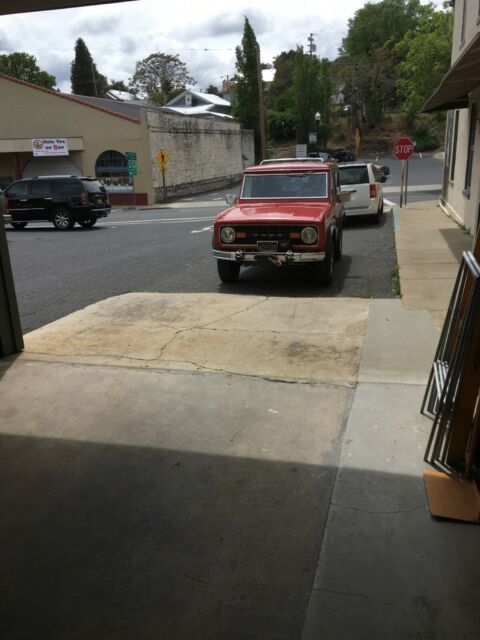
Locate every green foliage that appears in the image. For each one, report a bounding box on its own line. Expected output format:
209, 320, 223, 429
0, 52, 56, 89
108, 79, 129, 92
293, 49, 333, 145
205, 84, 221, 96
129, 53, 195, 104
412, 124, 439, 151
341, 0, 432, 57
396, 9, 453, 117
71, 38, 108, 96
234, 17, 261, 157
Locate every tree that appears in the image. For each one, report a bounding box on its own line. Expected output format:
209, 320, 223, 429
108, 79, 129, 92
293, 49, 333, 146
205, 84, 221, 96
234, 17, 261, 159
129, 53, 195, 104
396, 9, 453, 117
0, 52, 56, 89
70, 38, 108, 97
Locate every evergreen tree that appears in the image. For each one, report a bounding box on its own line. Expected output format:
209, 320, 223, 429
205, 84, 221, 96
234, 17, 261, 159
70, 38, 108, 96
108, 79, 130, 92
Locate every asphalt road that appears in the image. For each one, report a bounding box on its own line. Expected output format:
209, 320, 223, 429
7, 152, 444, 334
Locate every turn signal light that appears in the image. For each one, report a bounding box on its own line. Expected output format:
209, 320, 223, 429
236, 232, 246, 238
289, 232, 301, 239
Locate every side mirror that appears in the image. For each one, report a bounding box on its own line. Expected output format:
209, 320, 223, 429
226, 193, 238, 206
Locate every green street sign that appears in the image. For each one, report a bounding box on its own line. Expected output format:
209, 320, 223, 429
125, 151, 137, 161
127, 160, 137, 176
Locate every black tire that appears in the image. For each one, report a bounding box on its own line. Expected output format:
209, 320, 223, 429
78, 217, 97, 228
334, 228, 343, 262
52, 208, 75, 230
313, 239, 334, 286
373, 199, 383, 224
217, 259, 240, 283
10, 221, 28, 230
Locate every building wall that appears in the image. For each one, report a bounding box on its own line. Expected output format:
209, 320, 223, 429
146, 110, 254, 200
0, 76, 154, 202
442, 6, 480, 233
451, 0, 480, 64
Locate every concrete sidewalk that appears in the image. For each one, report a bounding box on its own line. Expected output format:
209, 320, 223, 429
302, 200, 477, 639
0, 201, 478, 639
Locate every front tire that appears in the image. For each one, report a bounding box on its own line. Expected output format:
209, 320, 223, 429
313, 240, 334, 286
78, 217, 97, 228
11, 222, 28, 230
52, 208, 75, 230
217, 260, 240, 283
334, 228, 343, 262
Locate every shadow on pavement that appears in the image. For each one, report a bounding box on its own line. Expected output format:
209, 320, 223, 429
1, 433, 478, 640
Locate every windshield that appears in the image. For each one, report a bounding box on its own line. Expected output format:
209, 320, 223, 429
241, 172, 328, 199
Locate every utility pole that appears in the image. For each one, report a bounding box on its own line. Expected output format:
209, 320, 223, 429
256, 42, 267, 162
307, 33, 316, 57
91, 62, 98, 97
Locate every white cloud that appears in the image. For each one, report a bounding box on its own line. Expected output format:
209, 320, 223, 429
0, 0, 447, 93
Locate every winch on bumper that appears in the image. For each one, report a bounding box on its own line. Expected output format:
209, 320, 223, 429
213, 249, 326, 266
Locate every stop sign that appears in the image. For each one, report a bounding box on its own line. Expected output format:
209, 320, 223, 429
393, 137, 414, 160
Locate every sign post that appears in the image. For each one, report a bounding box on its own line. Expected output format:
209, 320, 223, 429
156, 149, 169, 201
125, 151, 137, 208
393, 137, 414, 208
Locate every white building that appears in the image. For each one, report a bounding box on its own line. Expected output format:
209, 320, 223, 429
423, 1, 480, 233
164, 90, 232, 119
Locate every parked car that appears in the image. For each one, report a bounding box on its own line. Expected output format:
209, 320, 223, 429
213, 161, 348, 286
330, 149, 356, 162
0, 189, 9, 224
338, 162, 385, 223
4, 176, 111, 230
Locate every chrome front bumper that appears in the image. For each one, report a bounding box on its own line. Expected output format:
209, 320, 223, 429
213, 249, 326, 265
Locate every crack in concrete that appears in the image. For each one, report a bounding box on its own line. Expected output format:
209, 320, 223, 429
157, 296, 270, 360
312, 587, 414, 608
20, 350, 355, 388
331, 502, 426, 515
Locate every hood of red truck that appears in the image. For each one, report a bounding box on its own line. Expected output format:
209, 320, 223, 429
215, 201, 330, 224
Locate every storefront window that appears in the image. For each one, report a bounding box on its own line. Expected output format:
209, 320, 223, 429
95, 150, 132, 192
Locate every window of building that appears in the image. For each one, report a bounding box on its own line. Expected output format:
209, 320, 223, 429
464, 103, 477, 196
95, 150, 131, 193
450, 111, 460, 182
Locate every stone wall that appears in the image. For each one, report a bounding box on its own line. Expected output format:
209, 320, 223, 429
146, 110, 254, 201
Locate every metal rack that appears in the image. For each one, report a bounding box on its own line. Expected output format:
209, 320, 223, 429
422, 251, 480, 474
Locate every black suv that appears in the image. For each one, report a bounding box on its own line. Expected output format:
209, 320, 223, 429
5, 176, 111, 230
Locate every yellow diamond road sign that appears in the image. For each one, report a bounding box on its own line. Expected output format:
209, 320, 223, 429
156, 149, 169, 165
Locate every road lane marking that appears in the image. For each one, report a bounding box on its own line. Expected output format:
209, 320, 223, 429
102, 216, 215, 227
384, 199, 396, 207
191, 226, 213, 234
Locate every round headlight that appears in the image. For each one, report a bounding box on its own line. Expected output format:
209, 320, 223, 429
301, 226, 318, 244
220, 226, 236, 244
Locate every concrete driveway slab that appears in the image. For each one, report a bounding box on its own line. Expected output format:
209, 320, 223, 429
22, 293, 369, 384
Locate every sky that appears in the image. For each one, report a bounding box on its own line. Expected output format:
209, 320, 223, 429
0, 0, 445, 95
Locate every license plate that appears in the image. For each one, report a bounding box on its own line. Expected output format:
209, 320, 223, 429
257, 241, 278, 251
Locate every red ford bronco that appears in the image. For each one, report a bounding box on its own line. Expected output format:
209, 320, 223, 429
213, 161, 348, 285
